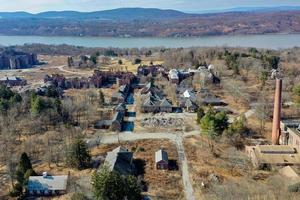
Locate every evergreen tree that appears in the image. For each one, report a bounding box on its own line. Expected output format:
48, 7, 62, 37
200, 108, 228, 139
92, 165, 142, 200
67, 137, 91, 169
124, 176, 142, 200
90, 54, 98, 65
30, 96, 45, 116
11, 152, 36, 197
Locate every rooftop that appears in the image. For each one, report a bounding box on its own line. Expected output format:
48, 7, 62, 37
104, 146, 134, 175
155, 149, 168, 163
27, 175, 68, 191
290, 128, 300, 137
250, 145, 300, 165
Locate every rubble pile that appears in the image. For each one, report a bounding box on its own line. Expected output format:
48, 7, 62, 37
140, 117, 184, 127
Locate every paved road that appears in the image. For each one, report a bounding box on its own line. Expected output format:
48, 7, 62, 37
86, 131, 198, 200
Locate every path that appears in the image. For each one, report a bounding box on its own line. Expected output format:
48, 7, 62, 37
228, 108, 255, 123
176, 133, 196, 200
86, 130, 198, 200
57, 65, 92, 75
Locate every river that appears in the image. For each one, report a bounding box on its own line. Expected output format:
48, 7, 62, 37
0, 34, 300, 49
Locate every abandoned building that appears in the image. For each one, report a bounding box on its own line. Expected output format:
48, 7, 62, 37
137, 65, 165, 77
141, 93, 173, 113
140, 82, 174, 113
111, 111, 125, 132
114, 103, 127, 113
27, 172, 69, 196
104, 146, 135, 176
246, 77, 300, 169
95, 102, 126, 132
198, 90, 224, 106
246, 145, 300, 169
111, 84, 130, 105
44, 70, 136, 90
155, 149, 169, 170
140, 82, 162, 96
280, 120, 300, 149
0, 76, 27, 86
67, 55, 96, 68
188, 65, 220, 85
0, 49, 38, 70
180, 98, 199, 112
168, 69, 180, 84
95, 110, 124, 132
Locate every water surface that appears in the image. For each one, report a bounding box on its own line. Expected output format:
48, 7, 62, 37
0, 34, 299, 49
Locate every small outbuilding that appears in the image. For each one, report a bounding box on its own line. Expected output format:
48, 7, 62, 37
155, 149, 169, 170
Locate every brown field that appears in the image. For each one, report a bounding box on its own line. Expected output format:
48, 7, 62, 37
183, 135, 300, 200
91, 139, 184, 200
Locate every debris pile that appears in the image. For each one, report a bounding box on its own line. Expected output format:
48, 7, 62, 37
140, 117, 184, 128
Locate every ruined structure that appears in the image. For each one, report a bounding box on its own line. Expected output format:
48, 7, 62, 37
67, 55, 96, 68
0, 76, 27, 86
0, 50, 38, 69
44, 70, 136, 90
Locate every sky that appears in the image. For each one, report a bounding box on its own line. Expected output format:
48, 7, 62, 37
0, 0, 300, 13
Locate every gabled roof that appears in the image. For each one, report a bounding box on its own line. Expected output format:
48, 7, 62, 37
183, 90, 196, 99
112, 92, 125, 99
155, 149, 168, 163
143, 97, 156, 106
169, 69, 179, 79
119, 84, 128, 93
112, 111, 125, 122
202, 96, 222, 104
27, 175, 68, 191
105, 146, 134, 175
185, 99, 198, 108
115, 103, 126, 112
159, 98, 172, 107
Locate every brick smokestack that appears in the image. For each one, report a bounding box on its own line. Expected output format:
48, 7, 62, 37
271, 78, 282, 145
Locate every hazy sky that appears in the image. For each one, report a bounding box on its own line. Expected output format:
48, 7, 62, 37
0, 0, 300, 13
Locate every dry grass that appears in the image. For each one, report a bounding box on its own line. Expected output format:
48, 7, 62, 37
92, 139, 184, 200
183, 135, 300, 200
101, 58, 163, 73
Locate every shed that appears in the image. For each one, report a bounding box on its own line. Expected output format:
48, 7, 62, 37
155, 149, 169, 170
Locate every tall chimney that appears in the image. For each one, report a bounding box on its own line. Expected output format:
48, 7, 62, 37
271, 78, 282, 145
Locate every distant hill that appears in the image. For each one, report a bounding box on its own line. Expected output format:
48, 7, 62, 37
0, 7, 300, 37
191, 6, 300, 14
0, 8, 192, 21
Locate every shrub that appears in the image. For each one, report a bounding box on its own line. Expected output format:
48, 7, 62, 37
71, 192, 88, 200
288, 182, 300, 193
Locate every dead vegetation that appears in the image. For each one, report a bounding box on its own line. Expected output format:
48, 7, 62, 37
91, 139, 184, 200
183, 136, 300, 200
